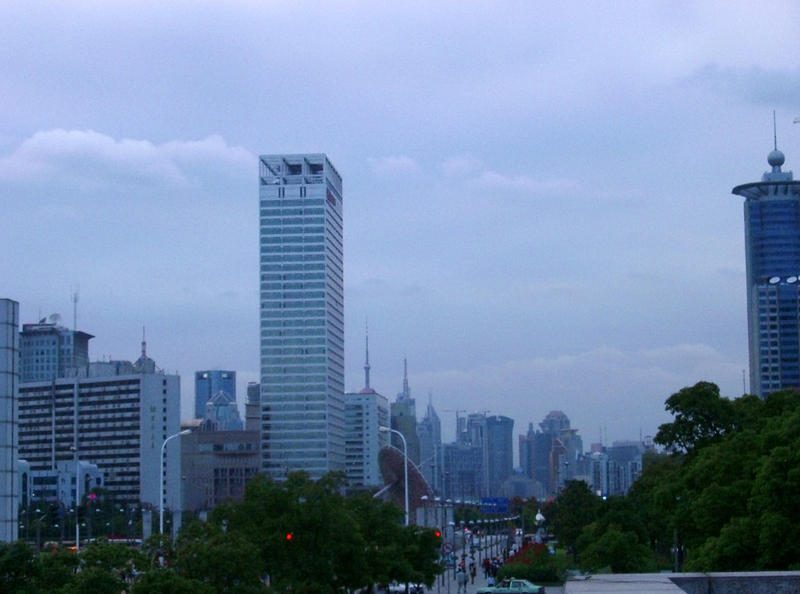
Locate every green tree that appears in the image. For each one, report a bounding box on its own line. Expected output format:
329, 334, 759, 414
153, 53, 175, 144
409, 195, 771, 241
578, 526, 656, 573
0, 540, 39, 593
174, 520, 265, 592
549, 481, 599, 551
130, 568, 215, 594
59, 567, 124, 594
36, 546, 80, 592
79, 538, 149, 584
654, 382, 737, 452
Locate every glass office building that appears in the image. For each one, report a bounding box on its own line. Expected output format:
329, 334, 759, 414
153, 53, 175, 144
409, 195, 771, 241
733, 147, 800, 396
258, 154, 345, 479
194, 369, 236, 419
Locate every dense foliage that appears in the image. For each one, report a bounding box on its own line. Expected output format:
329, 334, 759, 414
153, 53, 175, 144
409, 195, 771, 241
547, 383, 800, 573
0, 471, 442, 592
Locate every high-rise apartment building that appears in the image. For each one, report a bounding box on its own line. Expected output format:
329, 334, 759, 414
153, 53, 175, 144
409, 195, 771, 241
194, 370, 236, 419
18, 338, 181, 509
0, 299, 19, 542
733, 146, 800, 396
259, 154, 345, 479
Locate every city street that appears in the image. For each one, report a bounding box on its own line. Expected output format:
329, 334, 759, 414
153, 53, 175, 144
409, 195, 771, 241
427, 534, 564, 594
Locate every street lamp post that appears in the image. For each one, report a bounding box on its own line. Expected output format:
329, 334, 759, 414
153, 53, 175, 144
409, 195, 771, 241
70, 446, 80, 552
379, 426, 408, 526
160, 429, 191, 535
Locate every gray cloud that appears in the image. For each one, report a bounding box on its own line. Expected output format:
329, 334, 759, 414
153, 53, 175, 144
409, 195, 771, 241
688, 64, 800, 107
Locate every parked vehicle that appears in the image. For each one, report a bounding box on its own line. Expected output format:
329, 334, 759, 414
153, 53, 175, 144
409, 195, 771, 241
476, 577, 545, 594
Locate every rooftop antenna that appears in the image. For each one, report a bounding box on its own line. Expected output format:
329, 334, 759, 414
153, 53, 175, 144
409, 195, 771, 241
402, 357, 410, 399
773, 109, 777, 150
71, 285, 79, 331
141, 326, 147, 359
363, 319, 371, 391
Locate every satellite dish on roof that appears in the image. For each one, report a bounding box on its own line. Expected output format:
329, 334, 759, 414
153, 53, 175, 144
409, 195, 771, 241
49, 313, 61, 324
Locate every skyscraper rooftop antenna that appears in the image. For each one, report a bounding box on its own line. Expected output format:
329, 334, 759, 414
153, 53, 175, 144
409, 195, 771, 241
363, 319, 371, 391
71, 285, 79, 331
402, 357, 410, 399
773, 110, 778, 151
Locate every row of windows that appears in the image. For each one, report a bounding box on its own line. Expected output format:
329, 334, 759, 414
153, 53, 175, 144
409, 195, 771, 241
260, 207, 325, 217
261, 253, 325, 263
261, 234, 325, 245
260, 279, 326, 288
261, 328, 326, 337
261, 262, 325, 273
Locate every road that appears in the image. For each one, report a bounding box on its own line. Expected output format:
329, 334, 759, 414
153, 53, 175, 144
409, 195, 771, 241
427, 534, 564, 594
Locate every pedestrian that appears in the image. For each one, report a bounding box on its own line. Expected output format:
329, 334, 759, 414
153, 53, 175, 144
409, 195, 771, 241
469, 562, 476, 584
482, 557, 490, 578
456, 567, 468, 593
487, 575, 495, 587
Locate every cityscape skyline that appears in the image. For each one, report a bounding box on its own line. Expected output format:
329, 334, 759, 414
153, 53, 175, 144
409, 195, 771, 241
3, 2, 800, 447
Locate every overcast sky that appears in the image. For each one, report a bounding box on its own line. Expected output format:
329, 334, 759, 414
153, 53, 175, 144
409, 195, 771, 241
3, 1, 800, 449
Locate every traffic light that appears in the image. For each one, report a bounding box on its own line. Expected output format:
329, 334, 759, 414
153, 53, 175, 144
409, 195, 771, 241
285, 532, 293, 541
434, 530, 441, 538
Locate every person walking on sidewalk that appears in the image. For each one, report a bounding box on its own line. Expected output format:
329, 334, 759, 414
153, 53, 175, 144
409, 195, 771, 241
456, 567, 468, 593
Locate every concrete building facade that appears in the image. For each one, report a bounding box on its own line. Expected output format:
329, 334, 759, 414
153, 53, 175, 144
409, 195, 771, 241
18, 350, 181, 511
19, 320, 92, 383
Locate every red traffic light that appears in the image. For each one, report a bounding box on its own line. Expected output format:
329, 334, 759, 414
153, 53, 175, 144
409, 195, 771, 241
434, 530, 441, 538
286, 532, 293, 540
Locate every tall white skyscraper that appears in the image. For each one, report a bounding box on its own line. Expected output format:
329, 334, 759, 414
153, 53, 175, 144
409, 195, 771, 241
258, 154, 345, 479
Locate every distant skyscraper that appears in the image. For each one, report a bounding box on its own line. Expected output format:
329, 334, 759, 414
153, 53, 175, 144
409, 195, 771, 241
391, 359, 420, 465
733, 144, 800, 396
417, 395, 442, 494
259, 154, 345, 479
202, 391, 243, 431
194, 370, 236, 419
0, 299, 19, 543
486, 415, 514, 496
19, 319, 92, 382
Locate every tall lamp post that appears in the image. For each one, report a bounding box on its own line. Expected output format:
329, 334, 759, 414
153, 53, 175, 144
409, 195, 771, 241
379, 426, 408, 526
160, 429, 191, 535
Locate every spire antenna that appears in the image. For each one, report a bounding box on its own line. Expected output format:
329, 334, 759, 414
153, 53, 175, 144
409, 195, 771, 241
141, 326, 147, 358
363, 319, 371, 391
402, 357, 410, 398
774, 109, 778, 151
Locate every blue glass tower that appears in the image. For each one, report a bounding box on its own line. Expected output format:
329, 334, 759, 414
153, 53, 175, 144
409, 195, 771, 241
733, 147, 800, 396
194, 370, 236, 419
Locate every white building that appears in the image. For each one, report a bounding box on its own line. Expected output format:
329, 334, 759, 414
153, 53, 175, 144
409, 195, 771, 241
0, 299, 19, 542
259, 154, 345, 480
18, 341, 181, 512
345, 392, 390, 489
